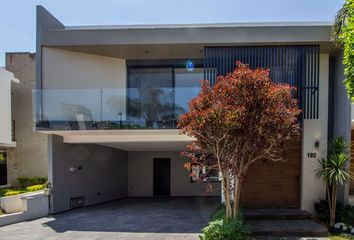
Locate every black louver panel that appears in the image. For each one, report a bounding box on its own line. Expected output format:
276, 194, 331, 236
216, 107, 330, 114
204, 45, 320, 119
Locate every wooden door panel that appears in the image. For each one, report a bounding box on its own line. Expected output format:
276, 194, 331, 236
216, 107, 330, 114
241, 140, 301, 208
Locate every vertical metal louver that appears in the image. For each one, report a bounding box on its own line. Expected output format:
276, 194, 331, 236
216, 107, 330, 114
203, 45, 320, 119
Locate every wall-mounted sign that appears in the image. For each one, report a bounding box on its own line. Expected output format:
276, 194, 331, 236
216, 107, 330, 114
307, 152, 317, 158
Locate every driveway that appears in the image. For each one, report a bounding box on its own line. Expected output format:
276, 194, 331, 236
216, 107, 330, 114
0, 197, 219, 240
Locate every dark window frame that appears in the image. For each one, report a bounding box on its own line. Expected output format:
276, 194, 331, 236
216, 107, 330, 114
126, 59, 203, 128
126, 59, 204, 88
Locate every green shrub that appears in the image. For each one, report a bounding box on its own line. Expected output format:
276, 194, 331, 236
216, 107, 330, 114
4, 190, 25, 197
200, 208, 251, 240
0, 188, 21, 197
0, 182, 46, 198
17, 177, 47, 188
26, 184, 45, 192
337, 205, 354, 226
314, 199, 331, 223
314, 199, 354, 226
211, 206, 226, 221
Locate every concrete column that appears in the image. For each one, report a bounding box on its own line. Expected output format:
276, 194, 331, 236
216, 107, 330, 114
301, 54, 329, 213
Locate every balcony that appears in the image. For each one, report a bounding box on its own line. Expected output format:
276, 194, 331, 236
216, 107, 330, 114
33, 87, 200, 131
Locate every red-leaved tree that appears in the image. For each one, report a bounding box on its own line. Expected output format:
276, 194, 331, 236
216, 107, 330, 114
179, 62, 301, 220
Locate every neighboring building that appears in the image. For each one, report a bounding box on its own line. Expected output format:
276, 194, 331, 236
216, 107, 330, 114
35, 6, 351, 214
0, 68, 19, 186
5, 53, 48, 186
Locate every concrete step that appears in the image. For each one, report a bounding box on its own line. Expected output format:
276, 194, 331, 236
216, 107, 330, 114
244, 209, 312, 220
247, 220, 328, 237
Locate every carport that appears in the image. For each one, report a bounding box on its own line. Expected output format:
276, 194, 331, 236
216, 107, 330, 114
47, 131, 221, 213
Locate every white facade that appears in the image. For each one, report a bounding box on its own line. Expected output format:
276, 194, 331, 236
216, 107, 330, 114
0, 68, 18, 146
301, 54, 329, 212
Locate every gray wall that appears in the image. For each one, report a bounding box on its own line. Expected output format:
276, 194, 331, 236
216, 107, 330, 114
332, 52, 351, 204
128, 151, 220, 197
36, 6, 64, 89
48, 135, 128, 213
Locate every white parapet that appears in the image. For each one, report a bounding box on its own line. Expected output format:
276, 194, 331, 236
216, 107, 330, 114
0, 191, 48, 226
21, 191, 49, 219
0, 194, 22, 213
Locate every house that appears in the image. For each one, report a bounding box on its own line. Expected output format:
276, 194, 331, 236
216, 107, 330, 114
0, 53, 48, 188
0, 68, 19, 186
34, 6, 351, 214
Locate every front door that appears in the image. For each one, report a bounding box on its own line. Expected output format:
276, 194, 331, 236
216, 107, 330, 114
153, 158, 171, 196
241, 139, 301, 208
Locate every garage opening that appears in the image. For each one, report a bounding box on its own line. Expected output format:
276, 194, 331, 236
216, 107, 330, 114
48, 135, 302, 213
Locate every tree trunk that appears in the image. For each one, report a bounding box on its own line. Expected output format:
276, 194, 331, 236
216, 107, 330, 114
329, 184, 337, 226
233, 176, 242, 218
327, 185, 332, 225
221, 171, 232, 220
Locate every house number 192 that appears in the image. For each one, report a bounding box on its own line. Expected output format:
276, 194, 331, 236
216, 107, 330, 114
307, 152, 317, 158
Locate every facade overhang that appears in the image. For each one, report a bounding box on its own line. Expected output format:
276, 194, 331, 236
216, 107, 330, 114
42, 130, 193, 151
0, 142, 17, 149
37, 6, 335, 60
43, 24, 332, 46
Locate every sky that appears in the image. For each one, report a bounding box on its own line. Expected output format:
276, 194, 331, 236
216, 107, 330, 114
0, 0, 345, 67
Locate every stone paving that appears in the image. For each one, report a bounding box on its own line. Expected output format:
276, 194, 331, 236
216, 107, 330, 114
0, 197, 219, 240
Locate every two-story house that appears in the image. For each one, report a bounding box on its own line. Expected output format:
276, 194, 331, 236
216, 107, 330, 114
34, 6, 351, 214
0, 68, 19, 186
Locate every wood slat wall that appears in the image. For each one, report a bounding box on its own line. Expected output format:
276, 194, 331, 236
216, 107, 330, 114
240, 140, 301, 208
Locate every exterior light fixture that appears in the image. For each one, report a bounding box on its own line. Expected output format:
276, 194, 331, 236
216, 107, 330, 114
186, 60, 194, 72
314, 140, 320, 148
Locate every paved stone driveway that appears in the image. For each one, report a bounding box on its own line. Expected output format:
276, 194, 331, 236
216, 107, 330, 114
0, 197, 219, 240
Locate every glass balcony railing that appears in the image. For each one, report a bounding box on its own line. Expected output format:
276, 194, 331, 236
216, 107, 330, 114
32, 87, 200, 130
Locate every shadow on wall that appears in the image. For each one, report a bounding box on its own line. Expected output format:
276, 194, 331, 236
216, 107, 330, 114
43, 197, 219, 233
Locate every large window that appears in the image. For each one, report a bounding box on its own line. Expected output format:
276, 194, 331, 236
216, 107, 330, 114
175, 68, 203, 114
128, 68, 173, 128
127, 60, 203, 129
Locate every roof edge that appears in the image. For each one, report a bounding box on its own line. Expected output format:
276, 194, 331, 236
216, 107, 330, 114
64, 21, 333, 31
